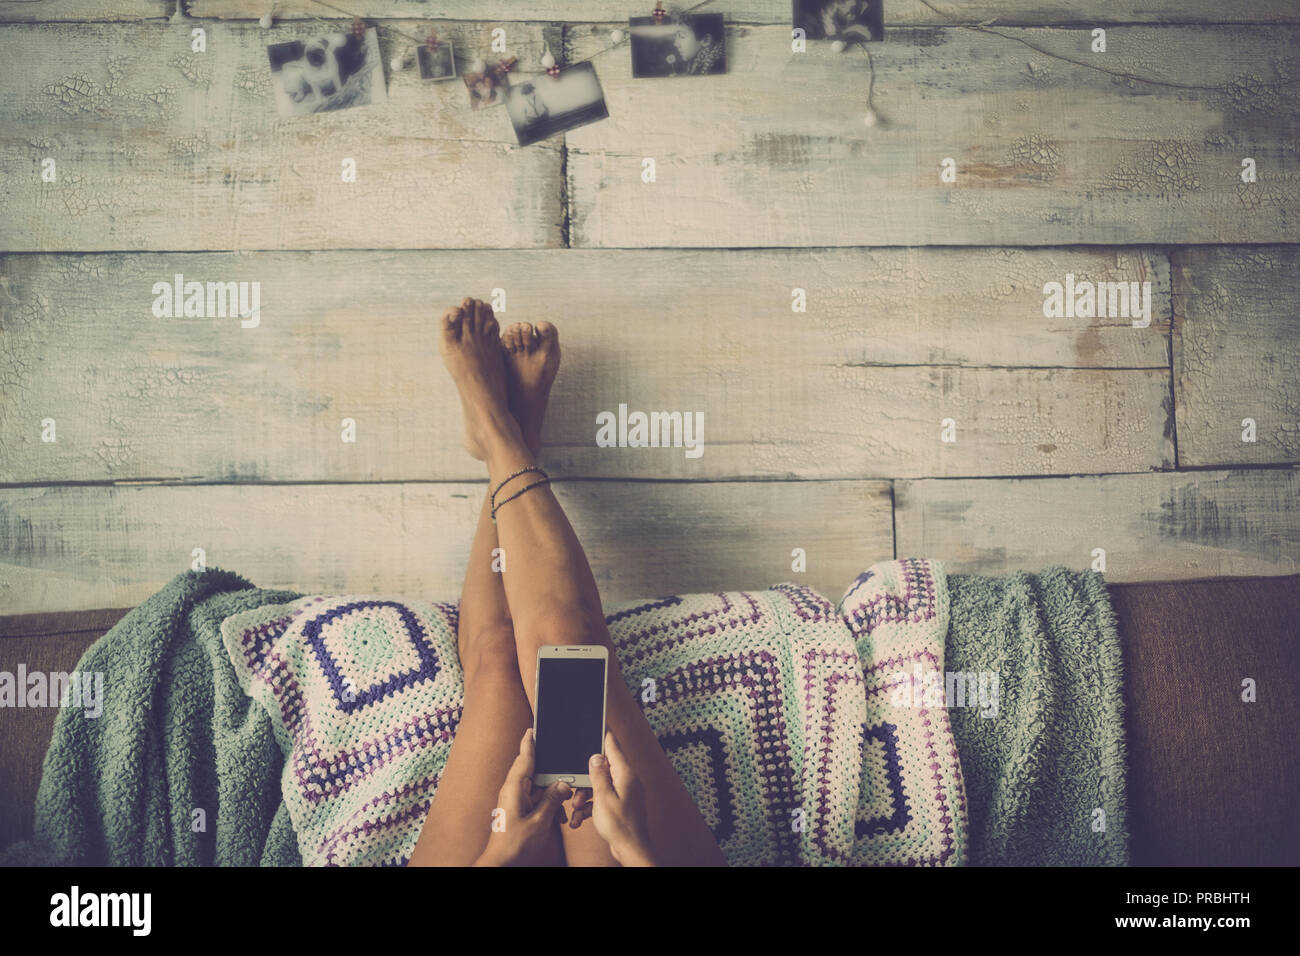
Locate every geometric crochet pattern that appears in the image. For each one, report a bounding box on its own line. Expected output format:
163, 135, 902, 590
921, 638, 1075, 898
836, 558, 967, 865
221, 596, 464, 866
219, 559, 966, 867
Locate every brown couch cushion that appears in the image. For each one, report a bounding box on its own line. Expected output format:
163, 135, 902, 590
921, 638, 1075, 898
1109, 574, 1300, 866
0, 609, 127, 848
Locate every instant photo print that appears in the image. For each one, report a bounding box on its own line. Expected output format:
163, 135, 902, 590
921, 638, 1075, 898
267, 27, 387, 116
417, 42, 457, 81
504, 62, 609, 147
794, 0, 883, 43
630, 12, 727, 77
462, 58, 510, 109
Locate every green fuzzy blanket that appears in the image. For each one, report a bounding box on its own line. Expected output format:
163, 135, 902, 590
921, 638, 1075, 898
946, 566, 1129, 866
2, 570, 303, 866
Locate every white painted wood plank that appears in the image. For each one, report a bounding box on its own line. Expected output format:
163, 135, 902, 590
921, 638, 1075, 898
0, 249, 1171, 483
1173, 246, 1300, 467
183, 1, 1300, 26
0, 480, 893, 614
895, 469, 1300, 581
566, 24, 1300, 247
0, 0, 166, 22
0, 21, 562, 251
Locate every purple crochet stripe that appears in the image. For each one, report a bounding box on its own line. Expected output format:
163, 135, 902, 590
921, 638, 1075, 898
237, 616, 295, 677
289, 708, 460, 803
800, 650, 861, 857
771, 583, 836, 623
612, 592, 765, 668
807, 654, 957, 866
318, 774, 441, 866
238, 620, 461, 804
646, 650, 801, 865
605, 595, 684, 625
843, 558, 939, 636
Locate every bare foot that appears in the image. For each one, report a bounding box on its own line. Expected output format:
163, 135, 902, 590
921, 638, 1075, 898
438, 297, 520, 460
501, 321, 561, 456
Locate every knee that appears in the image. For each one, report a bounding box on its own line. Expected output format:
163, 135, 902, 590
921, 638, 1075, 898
459, 623, 519, 675
523, 611, 607, 651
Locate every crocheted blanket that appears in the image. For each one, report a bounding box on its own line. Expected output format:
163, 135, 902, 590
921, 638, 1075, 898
218, 558, 966, 866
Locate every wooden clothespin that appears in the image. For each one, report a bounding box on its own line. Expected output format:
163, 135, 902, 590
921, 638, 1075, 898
652, 2, 667, 23
426, 32, 440, 52
492, 55, 518, 76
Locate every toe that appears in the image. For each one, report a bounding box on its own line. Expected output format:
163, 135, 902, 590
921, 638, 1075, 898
535, 321, 558, 349
503, 324, 520, 352
440, 307, 464, 342
460, 298, 478, 331
475, 300, 498, 339
519, 322, 535, 350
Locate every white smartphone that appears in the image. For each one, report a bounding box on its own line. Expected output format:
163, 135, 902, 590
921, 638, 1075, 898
532, 644, 608, 788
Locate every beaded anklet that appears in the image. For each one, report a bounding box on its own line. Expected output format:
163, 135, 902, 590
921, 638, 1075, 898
490, 465, 550, 522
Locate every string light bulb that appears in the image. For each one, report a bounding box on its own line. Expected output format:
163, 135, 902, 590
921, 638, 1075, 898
611, 28, 625, 43
541, 49, 556, 70
259, 13, 273, 29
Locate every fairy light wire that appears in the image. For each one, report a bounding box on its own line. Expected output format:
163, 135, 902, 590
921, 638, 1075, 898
293, 0, 724, 75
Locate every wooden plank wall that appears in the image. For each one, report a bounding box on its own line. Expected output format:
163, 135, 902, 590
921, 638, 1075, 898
0, 1, 1297, 616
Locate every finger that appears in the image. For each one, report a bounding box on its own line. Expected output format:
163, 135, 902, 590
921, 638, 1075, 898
500, 728, 535, 817
528, 780, 572, 825
537, 784, 569, 825
589, 747, 618, 803
568, 801, 592, 829
564, 788, 589, 829
603, 729, 637, 795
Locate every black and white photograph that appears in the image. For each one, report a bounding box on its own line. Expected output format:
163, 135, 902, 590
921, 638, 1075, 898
267, 28, 387, 116
794, 0, 884, 43
417, 42, 456, 81
503, 62, 609, 147
462, 60, 508, 109
629, 13, 727, 77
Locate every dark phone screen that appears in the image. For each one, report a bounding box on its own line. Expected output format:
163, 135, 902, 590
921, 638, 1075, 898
534, 656, 607, 776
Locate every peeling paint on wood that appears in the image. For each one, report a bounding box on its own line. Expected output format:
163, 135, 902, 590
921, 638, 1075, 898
565, 25, 1300, 247
0, 248, 1172, 483
0, 480, 893, 614
895, 469, 1300, 580
0, 21, 562, 250
1173, 246, 1300, 467
180, 1, 1300, 26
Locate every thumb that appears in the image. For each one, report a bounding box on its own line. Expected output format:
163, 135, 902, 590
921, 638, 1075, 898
529, 780, 572, 824
588, 751, 618, 803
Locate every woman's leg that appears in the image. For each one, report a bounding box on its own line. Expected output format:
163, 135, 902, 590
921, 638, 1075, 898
445, 298, 726, 867
407, 307, 564, 866
407, 494, 561, 866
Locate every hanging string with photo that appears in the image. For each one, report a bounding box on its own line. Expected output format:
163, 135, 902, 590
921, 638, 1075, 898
290, 0, 726, 77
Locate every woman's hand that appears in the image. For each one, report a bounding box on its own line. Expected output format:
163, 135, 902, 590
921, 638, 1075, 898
587, 730, 657, 867
473, 729, 571, 867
